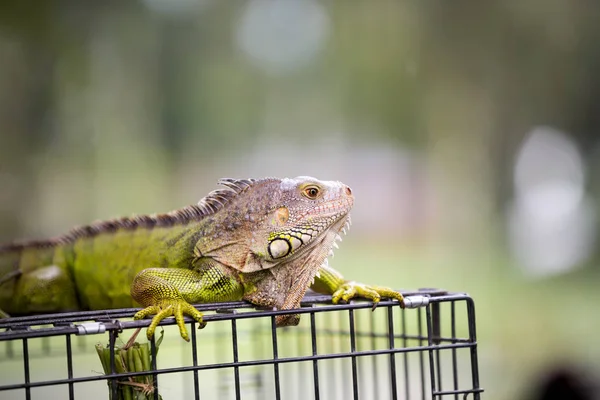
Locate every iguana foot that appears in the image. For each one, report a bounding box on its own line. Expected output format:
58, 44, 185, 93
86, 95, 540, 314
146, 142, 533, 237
331, 282, 405, 309
133, 299, 206, 342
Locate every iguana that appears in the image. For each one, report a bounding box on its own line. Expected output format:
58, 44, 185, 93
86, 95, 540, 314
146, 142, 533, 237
0, 176, 404, 341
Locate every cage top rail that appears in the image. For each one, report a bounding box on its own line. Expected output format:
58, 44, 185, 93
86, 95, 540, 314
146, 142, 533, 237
0, 288, 471, 341
0, 288, 453, 327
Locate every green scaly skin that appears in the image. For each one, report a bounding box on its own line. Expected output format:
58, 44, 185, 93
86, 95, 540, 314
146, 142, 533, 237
0, 177, 404, 341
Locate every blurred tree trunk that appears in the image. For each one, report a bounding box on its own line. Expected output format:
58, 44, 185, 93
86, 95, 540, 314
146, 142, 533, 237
0, 4, 55, 242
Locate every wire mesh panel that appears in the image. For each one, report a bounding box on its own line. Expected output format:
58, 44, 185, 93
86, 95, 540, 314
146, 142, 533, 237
0, 289, 483, 400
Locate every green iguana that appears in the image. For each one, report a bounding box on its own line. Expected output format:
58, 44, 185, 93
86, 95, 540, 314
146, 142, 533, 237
0, 176, 404, 341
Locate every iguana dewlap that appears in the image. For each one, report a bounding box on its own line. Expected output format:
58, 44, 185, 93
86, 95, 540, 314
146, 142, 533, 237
0, 177, 404, 341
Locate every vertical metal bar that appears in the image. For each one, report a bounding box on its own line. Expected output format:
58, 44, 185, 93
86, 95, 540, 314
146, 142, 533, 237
150, 334, 159, 400
22, 339, 30, 400
296, 318, 304, 400
253, 317, 265, 399
215, 320, 227, 398
426, 305, 437, 399
42, 336, 51, 355
326, 311, 336, 400
401, 308, 410, 400
356, 311, 364, 400
231, 319, 241, 400
6, 340, 14, 358
387, 306, 398, 400
435, 337, 442, 395
271, 316, 281, 400
191, 322, 201, 400
418, 309, 425, 400
109, 331, 118, 400
77, 335, 86, 352
66, 334, 75, 400
310, 310, 320, 400
370, 311, 379, 400
348, 309, 359, 400
338, 311, 348, 400
432, 302, 441, 344
451, 302, 458, 400
433, 303, 442, 394
466, 298, 481, 400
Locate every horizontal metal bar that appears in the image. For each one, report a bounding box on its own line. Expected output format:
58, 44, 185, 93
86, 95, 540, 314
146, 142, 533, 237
432, 388, 485, 396
0, 289, 469, 329
0, 293, 474, 342
0, 321, 124, 341
291, 328, 473, 344
0, 341, 477, 391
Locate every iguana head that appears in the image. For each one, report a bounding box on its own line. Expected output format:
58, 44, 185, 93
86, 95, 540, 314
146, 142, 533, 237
259, 176, 353, 265
194, 176, 353, 325
194, 176, 353, 272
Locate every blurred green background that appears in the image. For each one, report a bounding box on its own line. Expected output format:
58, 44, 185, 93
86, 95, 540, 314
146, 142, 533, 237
1, 1, 600, 399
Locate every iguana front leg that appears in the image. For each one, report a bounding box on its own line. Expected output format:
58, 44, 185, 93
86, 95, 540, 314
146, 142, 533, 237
131, 260, 244, 341
310, 263, 405, 308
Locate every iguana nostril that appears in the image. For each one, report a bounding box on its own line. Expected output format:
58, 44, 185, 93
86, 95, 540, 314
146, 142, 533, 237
345, 186, 352, 196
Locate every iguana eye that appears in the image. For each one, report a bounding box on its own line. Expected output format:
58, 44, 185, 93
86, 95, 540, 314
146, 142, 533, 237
303, 186, 320, 199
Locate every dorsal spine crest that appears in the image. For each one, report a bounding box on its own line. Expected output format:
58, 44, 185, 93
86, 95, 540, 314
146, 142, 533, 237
0, 178, 276, 253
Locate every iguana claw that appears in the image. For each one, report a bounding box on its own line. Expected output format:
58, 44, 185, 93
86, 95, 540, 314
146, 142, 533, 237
133, 299, 206, 342
331, 282, 405, 309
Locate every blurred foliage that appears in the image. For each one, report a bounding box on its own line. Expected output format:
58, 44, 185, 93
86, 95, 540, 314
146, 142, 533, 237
1, 1, 600, 399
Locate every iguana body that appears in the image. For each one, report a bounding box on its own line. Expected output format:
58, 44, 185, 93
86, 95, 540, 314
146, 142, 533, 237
0, 177, 403, 341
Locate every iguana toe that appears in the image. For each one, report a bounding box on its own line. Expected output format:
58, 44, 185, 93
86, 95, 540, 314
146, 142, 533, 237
370, 285, 405, 308
331, 282, 404, 309
134, 300, 205, 342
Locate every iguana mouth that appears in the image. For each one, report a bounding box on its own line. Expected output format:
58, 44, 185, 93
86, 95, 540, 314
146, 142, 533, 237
301, 213, 351, 257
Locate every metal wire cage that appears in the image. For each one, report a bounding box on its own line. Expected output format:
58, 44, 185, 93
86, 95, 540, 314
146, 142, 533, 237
0, 289, 482, 400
